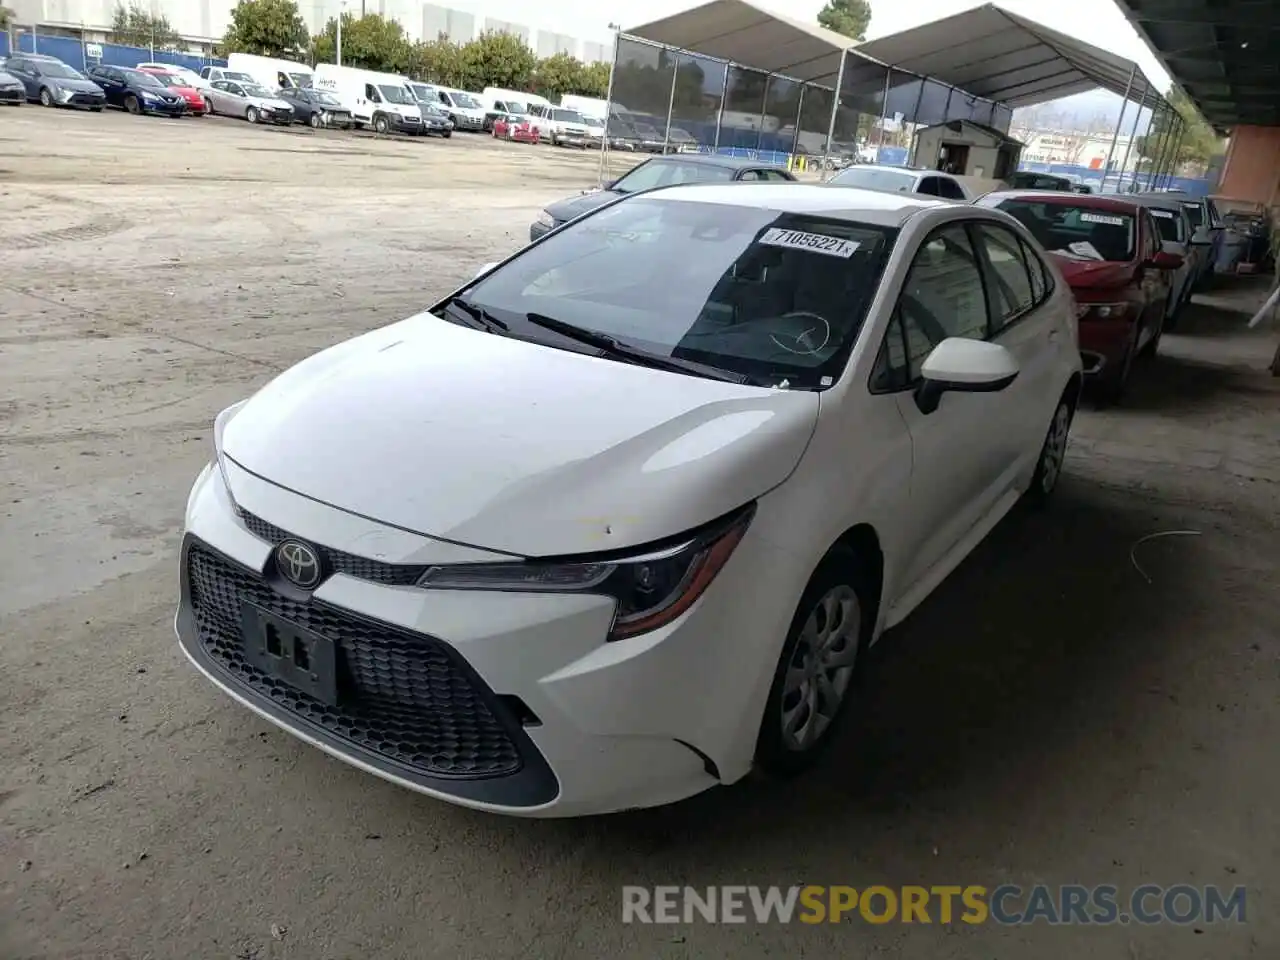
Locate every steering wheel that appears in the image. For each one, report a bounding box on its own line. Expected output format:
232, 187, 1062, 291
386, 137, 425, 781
768, 311, 833, 356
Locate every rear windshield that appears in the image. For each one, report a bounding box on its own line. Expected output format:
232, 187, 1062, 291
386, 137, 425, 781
463, 197, 897, 389
613, 160, 736, 193
994, 200, 1136, 262
830, 167, 917, 193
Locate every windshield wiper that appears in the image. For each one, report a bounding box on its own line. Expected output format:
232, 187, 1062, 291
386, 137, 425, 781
523, 312, 748, 384
441, 296, 509, 333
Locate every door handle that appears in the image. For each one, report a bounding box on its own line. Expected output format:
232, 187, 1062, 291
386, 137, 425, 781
1048, 329, 1061, 343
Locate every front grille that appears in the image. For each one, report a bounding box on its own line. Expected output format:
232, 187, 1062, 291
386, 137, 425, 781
0, 89, 22, 102
238, 509, 428, 586
71, 93, 103, 105
187, 541, 523, 779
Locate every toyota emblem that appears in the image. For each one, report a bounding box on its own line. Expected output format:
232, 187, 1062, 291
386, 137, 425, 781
277, 539, 322, 589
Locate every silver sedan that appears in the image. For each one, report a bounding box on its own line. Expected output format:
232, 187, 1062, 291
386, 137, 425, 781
205, 79, 295, 126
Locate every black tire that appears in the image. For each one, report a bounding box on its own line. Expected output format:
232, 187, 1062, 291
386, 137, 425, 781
39, 87, 54, 108
373, 113, 389, 135
754, 546, 875, 778
309, 112, 322, 128
125, 95, 141, 115
1025, 391, 1076, 505
1139, 315, 1164, 359
90, 106, 103, 113
441, 130, 451, 138
245, 106, 259, 124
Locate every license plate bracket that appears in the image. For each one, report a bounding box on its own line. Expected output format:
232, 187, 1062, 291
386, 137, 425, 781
240, 604, 339, 707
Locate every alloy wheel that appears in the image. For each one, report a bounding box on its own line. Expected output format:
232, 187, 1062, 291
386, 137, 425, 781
1039, 402, 1071, 494
780, 585, 861, 752
39, 88, 53, 107
246, 106, 258, 124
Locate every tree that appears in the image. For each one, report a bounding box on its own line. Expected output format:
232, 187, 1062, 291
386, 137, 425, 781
456, 30, 537, 91
578, 61, 610, 98
534, 51, 584, 99
817, 0, 871, 42
0, 5, 13, 29
111, 3, 184, 51
312, 12, 411, 72
1134, 87, 1222, 175
408, 36, 463, 86
220, 0, 309, 58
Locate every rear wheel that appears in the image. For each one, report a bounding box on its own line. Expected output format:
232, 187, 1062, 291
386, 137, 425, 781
1026, 392, 1075, 504
755, 547, 873, 777
39, 87, 53, 107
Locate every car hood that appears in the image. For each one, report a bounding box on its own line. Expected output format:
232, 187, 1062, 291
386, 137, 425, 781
0, 71, 21, 87
1047, 254, 1135, 289
545, 189, 622, 222
221, 315, 818, 556
52, 77, 104, 93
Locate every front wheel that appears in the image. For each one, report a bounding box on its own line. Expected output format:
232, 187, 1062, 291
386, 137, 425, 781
125, 95, 140, 115
373, 113, 389, 135
755, 547, 873, 777
309, 112, 322, 128
1025, 394, 1075, 504
441, 130, 451, 138
39, 87, 54, 107
245, 106, 259, 124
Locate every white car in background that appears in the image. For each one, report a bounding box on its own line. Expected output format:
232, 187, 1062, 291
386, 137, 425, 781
831, 164, 1001, 201
178, 183, 1082, 818
534, 106, 594, 147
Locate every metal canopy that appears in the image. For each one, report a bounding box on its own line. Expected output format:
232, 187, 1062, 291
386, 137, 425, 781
624, 0, 876, 88
857, 3, 1164, 109
1115, 0, 1280, 129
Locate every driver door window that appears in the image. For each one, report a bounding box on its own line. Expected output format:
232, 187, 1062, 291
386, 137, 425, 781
917, 177, 940, 196
365, 83, 381, 102
935, 178, 967, 200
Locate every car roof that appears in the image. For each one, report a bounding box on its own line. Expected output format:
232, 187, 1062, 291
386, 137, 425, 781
1123, 193, 1188, 211
640, 182, 946, 227
980, 190, 1148, 215
649, 154, 787, 171
841, 164, 922, 177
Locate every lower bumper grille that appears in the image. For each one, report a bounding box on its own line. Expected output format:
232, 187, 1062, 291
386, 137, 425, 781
187, 540, 522, 779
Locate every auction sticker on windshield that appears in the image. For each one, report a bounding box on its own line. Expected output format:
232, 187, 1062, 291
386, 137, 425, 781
1150, 209, 1175, 219
760, 228, 860, 258
1080, 213, 1126, 226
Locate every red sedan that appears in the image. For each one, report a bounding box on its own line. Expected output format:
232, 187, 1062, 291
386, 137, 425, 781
492, 113, 539, 144
977, 190, 1181, 403
138, 67, 208, 114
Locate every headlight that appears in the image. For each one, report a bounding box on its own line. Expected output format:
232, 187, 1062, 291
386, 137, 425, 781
212, 399, 249, 493
141, 90, 158, 100
1076, 302, 1129, 320
417, 505, 755, 641
57, 87, 74, 101
536, 210, 556, 229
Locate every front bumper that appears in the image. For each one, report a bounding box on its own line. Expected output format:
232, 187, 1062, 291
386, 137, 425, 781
142, 99, 187, 116
61, 91, 107, 108
1078, 316, 1136, 377
0, 88, 23, 104
176, 458, 800, 816
450, 115, 484, 131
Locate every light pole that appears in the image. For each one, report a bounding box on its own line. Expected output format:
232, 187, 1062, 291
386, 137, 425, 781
336, 0, 347, 66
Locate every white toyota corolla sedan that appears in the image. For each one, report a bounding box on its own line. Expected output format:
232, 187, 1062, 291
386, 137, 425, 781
178, 183, 1082, 817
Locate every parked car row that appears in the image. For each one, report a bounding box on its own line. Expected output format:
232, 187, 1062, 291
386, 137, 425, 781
531, 155, 1231, 404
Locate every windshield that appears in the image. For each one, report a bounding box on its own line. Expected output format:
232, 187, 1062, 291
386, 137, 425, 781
994, 200, 1135, 262
125, 70, 165, 88
377, 84, 415, 105
311, 91, 340, 106
241, 83, 273, 98
504, 100, 528, 114
39, 62, 86, 80
830, 167, 917, 193
461, 198, 896, 388
287, 72, 312, 89
553, 108, 585, 123
408, 84, 434, 102
224, 71, 253, 83
613, 160, 735, 194
1148, 208, 1184, 243
150, 73, 184, 87
453, 92, 480, 108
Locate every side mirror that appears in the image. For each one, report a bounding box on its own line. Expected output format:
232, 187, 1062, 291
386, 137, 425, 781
1149, 250, 1183, 270
603, 179, 617, 190
473, 261, 497, 280
914, 338, 1020, 415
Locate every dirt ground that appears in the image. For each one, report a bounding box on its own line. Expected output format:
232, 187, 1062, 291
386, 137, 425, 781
1, 106, 1278, 960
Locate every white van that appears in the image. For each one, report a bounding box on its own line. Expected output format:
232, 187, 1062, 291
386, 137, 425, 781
227, 53, 313, 93
313, 64, 423, 134
481, 86, 550, 116
428, 87, 486, 131
559, 95, 610, 123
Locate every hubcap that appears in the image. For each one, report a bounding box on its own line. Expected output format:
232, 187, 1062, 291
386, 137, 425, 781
780, 585, 860, 752
1040, 403, 1071, 493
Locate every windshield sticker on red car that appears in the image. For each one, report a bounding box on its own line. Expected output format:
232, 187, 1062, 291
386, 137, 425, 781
1079, 213, 1126, 226
1150, 209, 1175, 218
1067, 241, 1104, 260
760, 228, 860, 258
